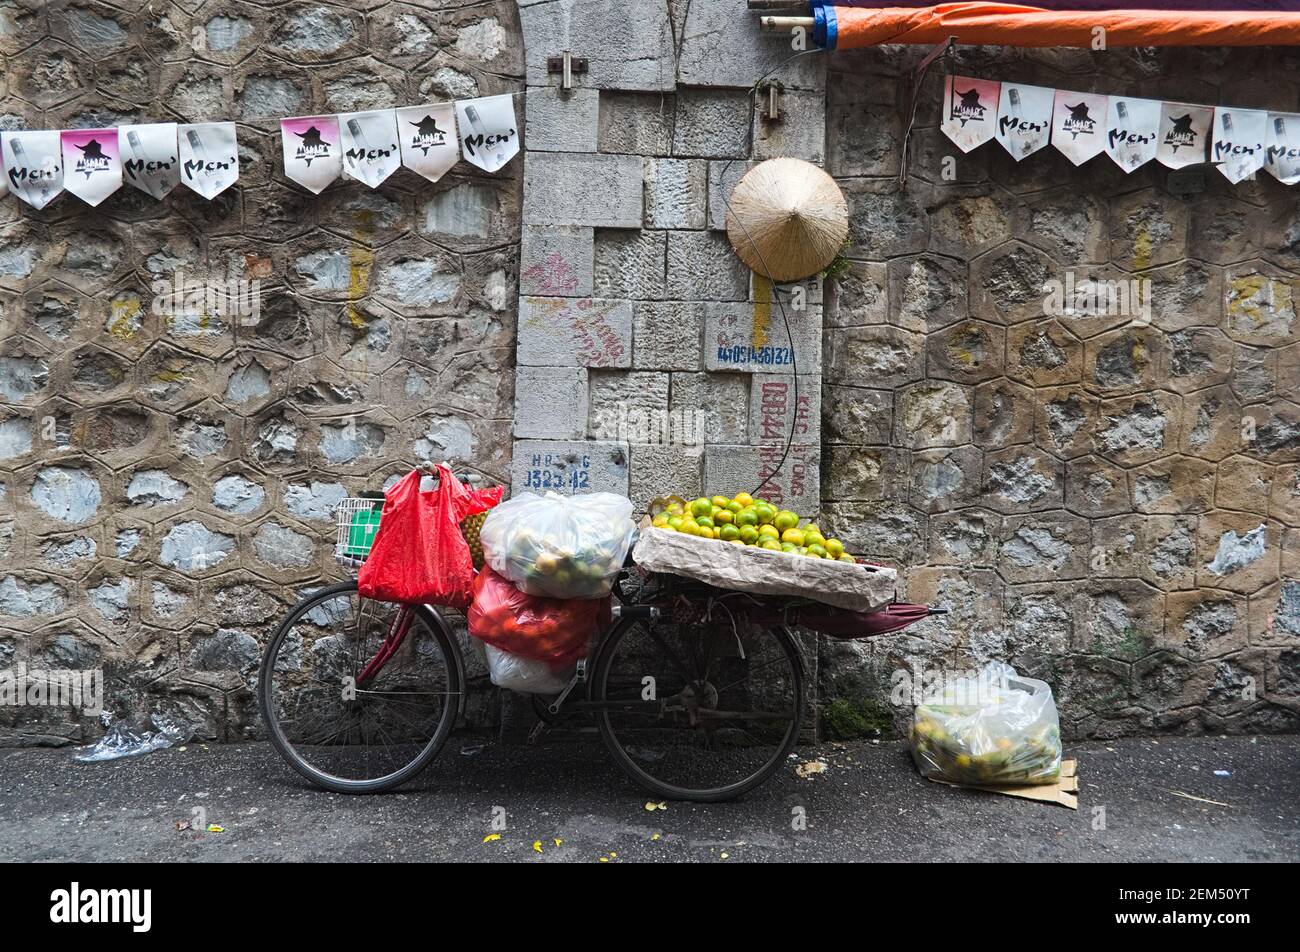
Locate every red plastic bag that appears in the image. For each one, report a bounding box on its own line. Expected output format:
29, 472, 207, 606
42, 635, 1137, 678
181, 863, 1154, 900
358, 466, 503, 608
467, 567, 610, 669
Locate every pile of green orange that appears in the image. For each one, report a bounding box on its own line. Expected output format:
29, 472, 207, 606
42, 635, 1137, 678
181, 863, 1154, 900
650, 493, 855, 562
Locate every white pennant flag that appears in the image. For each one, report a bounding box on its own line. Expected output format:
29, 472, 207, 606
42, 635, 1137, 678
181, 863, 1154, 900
1212, 107, 1268, 184
995, 82, 1053, 161
1156, 102, 1212, 169
455, 95, 519, 173
2, 130, 63, 209
280, 115, 342, 194
179, 122, 239, 199
941, 75, 999, 153
61, 127, 122, 206
119, 123, 180, 199
339, 110, 401, 188
396, 103, 460, 183
1266, 113, 1300, 185
1105, 96, 1161, 173
1051, 89, 1107, 166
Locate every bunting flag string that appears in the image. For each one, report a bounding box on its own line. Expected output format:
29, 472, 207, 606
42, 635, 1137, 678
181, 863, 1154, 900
942, 74, 1300, 185
0, 92, 518, 207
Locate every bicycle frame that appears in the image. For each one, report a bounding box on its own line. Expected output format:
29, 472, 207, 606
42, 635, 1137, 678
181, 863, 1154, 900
348, 572, 810, 727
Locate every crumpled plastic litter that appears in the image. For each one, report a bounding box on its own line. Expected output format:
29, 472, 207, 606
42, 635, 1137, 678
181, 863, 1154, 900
73, 712, 193, 762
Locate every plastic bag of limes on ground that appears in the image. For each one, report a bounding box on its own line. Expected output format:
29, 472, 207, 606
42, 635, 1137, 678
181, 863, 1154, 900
479, 491, 636, 599
909, 662, 1062, 786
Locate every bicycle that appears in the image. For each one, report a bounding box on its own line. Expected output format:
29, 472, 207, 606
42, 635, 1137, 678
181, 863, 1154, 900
258, 466, 882, 802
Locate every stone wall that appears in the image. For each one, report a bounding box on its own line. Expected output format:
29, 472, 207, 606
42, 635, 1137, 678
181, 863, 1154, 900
819, 44, 1300, 737
510, 0, 827, 515
0, 0, 524, 744
2, 1, 1297, 746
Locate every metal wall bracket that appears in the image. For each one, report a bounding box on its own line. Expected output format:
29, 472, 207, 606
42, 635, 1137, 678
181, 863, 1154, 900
899, 35, 957, 192
759, 80, 785, 124
547, 51, 589, 90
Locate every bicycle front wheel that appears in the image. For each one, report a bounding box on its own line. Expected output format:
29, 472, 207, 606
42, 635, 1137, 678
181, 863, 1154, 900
258, 581, 461, 793
591, 614, 804, 802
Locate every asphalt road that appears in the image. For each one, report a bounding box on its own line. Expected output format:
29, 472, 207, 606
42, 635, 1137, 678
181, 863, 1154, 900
0, 733, 1295, 862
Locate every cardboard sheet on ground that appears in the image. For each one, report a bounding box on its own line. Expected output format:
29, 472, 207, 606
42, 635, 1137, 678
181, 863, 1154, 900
632, 526, 897, 612
930, 759, 1079, 810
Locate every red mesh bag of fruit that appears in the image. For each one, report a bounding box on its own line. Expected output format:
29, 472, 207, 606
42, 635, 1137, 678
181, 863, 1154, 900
467, 567, 611, 670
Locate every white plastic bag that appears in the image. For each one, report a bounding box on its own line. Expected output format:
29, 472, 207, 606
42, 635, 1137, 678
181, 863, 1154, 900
910, 662, 1062, 786
479, 491, 635, 599
483, 644, 573, 695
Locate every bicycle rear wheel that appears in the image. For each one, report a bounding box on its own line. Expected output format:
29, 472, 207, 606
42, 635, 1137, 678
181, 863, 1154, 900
591, 614, 804, 802
258, 581, 461, 793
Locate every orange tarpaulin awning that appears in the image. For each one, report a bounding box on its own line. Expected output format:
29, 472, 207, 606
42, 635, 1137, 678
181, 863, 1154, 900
811, 2, 1300, 48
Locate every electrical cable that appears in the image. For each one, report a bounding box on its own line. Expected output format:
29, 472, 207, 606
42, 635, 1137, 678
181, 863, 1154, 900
716, 45, 827, 503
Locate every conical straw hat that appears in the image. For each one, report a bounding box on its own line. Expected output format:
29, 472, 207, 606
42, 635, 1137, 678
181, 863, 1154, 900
725, 157, 849, 283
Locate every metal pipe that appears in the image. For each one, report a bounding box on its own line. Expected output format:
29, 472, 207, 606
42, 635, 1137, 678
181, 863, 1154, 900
761, 15, 816, 31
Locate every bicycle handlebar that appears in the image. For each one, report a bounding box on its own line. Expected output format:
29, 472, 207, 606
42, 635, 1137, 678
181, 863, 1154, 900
417, 460, 485, 486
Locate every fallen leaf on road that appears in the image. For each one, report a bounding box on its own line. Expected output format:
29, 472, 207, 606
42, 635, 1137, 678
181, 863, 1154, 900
482, 833, 501, 844
644, 801, 667, 811
175, 821, 189, 831
533, 841, 543, 853
553, 838, 562, 847
795, 759, 827, 779
206, 824, 224, 833
650, 832, 661, 841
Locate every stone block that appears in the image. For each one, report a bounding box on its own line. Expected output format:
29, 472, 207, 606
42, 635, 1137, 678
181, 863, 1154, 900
644, 158, 708, 230
703, 301, 822, 373
749, 374, 821, 447
512, 439, 630, 496
707, 159, 753, 231
593, 230, 667, 300
670, 371, 749, 444
824, 445, 910, 503
520, 225, 594, 297
519, 0, 675, 91
823, 386, 893, 445
524, 84, 599, 153
911, 446, 983, 513
598, 91, 674, 154
513, 366, 589, 440
892, 381, 973, 449
825, 262, 888, 329
678, 0, 825, 91
704, 442, 820, 514
522, 152, 643, 228
629, 443, 704, 507
633, 301, 704, 371
672, 88, 750, 158
666, 231, 750, 301
517, 296, 633, 368
587, 370, 672, 441
752, 273, 823, 308
998, 512, 1091, 584
752, 89, 826, 163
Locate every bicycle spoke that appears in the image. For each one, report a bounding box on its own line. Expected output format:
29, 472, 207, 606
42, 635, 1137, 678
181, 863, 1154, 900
262, 585, 458, 789
597, 619, 802, 800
